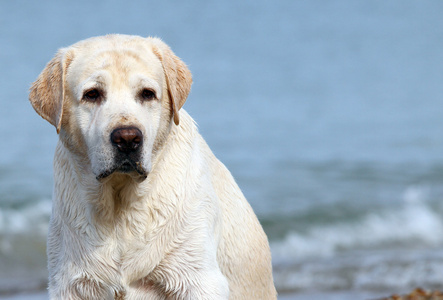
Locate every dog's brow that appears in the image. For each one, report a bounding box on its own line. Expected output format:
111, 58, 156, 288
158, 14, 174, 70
133, 76, 162, 98
79, 73, 108, 97
87, 73, 107, 85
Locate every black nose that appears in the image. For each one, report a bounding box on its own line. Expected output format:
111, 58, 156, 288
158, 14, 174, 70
110, 127, 143, 153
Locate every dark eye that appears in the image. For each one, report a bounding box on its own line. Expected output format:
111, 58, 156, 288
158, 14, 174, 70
83, 89, 101, 102
141, 89, 156, 101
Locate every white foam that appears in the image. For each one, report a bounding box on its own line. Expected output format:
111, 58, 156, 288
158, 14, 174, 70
271, 185, 443, 292
271, 186, 443, 291
273, 248, 443, 292
0, 200, 51, 235
0, 199, 51, 256
271, 197, 443, 261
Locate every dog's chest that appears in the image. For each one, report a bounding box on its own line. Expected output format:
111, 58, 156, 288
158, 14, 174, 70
107, 212, 158, 281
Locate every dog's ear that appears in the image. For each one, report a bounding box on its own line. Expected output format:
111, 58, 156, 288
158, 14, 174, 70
29, 49, 72, 133
151, 39, 192, 125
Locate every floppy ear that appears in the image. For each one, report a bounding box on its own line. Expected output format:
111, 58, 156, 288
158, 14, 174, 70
29, 49, 72, 133
152, 39, 192, 125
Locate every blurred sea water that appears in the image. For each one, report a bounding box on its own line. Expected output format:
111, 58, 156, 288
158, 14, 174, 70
1, 0, 443, 298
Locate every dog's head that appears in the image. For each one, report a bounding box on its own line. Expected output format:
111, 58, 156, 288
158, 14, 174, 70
29, 35, 192, 181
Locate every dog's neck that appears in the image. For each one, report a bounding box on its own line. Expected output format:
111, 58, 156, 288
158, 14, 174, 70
52, 114, 198, 237
53, 141, 151, 232
93, 174, 145, 221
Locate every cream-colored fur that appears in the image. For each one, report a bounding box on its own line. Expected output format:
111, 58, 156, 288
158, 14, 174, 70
29, 34, 276, 300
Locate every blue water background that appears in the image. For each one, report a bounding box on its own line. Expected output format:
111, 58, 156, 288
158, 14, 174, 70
1, 0, 443, 296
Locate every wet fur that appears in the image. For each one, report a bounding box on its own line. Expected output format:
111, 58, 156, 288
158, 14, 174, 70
29, 34, 276, 299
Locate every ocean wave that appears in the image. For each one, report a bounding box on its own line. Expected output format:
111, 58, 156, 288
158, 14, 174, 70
0, 199, 51, 257
0, 199, 51, 235
271, 186, 443, 292
271, 200, 443, 261
272, 249, 443, 292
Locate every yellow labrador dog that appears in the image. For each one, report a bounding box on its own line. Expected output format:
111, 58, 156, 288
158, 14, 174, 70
29, 35, 276, 299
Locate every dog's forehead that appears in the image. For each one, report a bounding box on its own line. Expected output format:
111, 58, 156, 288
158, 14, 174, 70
68, 38, 163, 86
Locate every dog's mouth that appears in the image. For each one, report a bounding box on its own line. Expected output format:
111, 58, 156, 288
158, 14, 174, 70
96, 159, 148, 181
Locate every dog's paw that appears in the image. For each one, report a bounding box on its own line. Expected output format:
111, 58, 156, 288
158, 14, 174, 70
71, 277, 115, 300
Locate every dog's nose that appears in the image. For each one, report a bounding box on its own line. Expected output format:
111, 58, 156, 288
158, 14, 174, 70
111, 127, 143, 153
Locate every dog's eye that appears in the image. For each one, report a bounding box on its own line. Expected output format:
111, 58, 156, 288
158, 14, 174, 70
141, 89, 156, 101
83, 89, 101, 102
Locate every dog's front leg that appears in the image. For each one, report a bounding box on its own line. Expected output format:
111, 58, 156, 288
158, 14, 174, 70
48, 274, 125, 300
71, 277, 118, 300
47, 226, 125, 299
149, 241, 230, 299
148, 267, 229, 300
183, 269, 230, 300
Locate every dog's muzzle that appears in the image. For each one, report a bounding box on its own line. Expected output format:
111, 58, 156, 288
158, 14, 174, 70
96, 126, 148, 180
